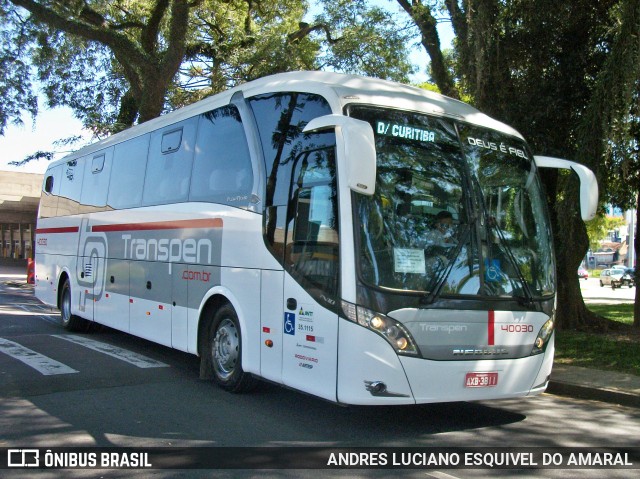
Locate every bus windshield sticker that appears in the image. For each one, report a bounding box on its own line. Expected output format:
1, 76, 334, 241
466, 137, 528, 159
376, 121, 435, 143
393, 248, 426, 274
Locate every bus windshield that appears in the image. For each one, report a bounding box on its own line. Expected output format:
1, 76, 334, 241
350, 106, 555, 301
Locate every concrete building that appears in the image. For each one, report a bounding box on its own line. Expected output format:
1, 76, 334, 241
0, 171, 43, 259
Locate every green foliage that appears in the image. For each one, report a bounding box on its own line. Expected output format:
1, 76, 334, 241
178, 0, 318, 103
604, 82, 640, 211
34, 29, 125, 137
586, 214, 627, 251
0, 1, 38, 134
0, 0, 419, 142
314, 0, 415, 82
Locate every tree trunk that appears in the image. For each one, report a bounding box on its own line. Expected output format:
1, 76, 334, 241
396, 1, 458, 98
635, 197, 639, 328
138, 77, 169, 124
553, 179, 593, 330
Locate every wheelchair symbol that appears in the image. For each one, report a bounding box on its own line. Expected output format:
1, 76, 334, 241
284, 312, 295, 335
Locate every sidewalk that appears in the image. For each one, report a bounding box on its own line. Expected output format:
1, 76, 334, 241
0, 258, 28, 279
548, 364, 640, 408
1, 259, 638, 408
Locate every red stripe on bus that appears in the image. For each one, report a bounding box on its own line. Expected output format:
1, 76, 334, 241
92, 218, 223, 233
35, 226, 80, 234
488, 310, 495, 346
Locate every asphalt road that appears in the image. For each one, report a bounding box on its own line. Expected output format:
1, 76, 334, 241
580, 275, 636, 304
0, 277, 638, 478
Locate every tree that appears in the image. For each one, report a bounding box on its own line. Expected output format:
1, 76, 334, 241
396, 0, 457, 98
313, 0, 415, 82
577, 0, 640, 328
603, 82, 640, 328
1, 0, 308, 134
1, 0, 416, 139
7, 0, 197, 130
586, 215, 627, 253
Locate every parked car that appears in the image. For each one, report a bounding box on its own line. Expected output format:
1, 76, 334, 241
577, 267, 589, 280
599, 267, 634, 289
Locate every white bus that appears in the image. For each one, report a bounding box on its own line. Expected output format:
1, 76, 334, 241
35, 71, 597, 405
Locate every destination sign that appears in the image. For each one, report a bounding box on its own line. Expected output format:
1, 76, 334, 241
376, 121, 436, 143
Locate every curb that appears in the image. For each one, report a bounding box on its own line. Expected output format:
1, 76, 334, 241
547, 380, 640, 409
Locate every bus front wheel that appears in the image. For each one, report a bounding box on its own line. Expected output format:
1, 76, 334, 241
205, 304, 255, 393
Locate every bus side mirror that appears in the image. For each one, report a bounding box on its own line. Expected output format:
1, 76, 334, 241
534, 155, 598, 221
304, 114, 376, 196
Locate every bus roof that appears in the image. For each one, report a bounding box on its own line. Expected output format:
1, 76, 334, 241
48, 71, 524, 169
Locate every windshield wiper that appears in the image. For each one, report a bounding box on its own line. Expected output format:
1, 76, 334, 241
489, 221, 537, 309
420, 221, 473, 305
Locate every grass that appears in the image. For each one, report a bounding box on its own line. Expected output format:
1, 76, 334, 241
586, 303, 634, 324
554, 303, 640, 376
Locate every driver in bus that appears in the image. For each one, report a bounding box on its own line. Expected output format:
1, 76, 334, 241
426, 210, 456, 246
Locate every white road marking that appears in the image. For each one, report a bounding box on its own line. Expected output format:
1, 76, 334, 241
51, 334, 169, 368
0, 338, 79, 375
16, 304, 61, 325
426, 472, 463, 479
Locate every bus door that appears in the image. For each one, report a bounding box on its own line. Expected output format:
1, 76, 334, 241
280, 181, 340, 402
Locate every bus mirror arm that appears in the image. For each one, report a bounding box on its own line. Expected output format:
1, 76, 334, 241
533, 156, 598, 221
304, 114, 377, 196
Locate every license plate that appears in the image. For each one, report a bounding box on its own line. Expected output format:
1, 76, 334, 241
465, 372, 498, 388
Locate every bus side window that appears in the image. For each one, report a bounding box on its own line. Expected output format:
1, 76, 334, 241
44, 175, 54, 194
189, 105, 253, 206
144, 119, 196, 205
39, 165, 62, 218
161, 128, 183, 154
108, 134, 150, 209
285, 147, 339, 298
57, 159, 84, 216
80, 150, 113, 211
249, 92, 334, 265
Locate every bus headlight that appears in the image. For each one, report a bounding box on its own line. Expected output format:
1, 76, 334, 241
531, 318, 554, 355
341, 300, 419, 356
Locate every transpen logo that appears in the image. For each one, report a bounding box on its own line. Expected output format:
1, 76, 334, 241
419, 324, 468, 334
121, 235, 212, 274
77, 218, 107, 312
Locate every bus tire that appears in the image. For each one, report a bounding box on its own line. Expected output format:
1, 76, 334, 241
206, 304, 255, 393
59, 279, 86, 332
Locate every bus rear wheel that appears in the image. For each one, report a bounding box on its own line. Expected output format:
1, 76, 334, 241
206, 304, 255, 393
59, 279, 86, 332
